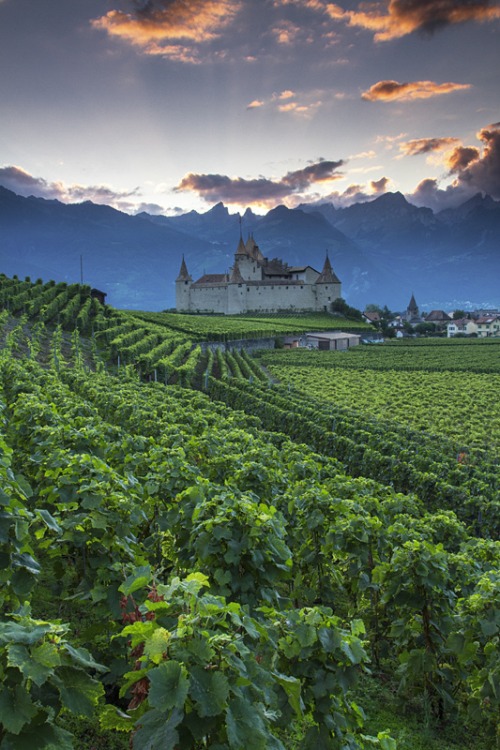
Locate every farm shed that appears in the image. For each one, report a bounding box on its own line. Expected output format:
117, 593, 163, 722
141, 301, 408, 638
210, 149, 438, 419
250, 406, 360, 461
304, 332, 361, 350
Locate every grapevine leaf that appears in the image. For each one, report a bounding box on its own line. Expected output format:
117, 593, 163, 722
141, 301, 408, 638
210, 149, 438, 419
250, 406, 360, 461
0, 684, 38, 734
0, 721, 74, 750
62, 643, 107, 673
133, 707, 183, 750
52, 666, 104, 717
143, 627, 171, 665
226, 696, 268, 750
147, 661, 189, 710
271, 672, 302, 717
6, 644, 52, 687
99, 705, 134, 732
36, 509, 62, 533
11, 552, 41, 575
189, 667, 230, 717
0, 622, 53, 646
119, 565, 151, 596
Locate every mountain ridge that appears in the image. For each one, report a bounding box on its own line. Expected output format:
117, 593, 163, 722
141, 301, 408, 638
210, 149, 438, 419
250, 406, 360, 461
1, 186, 499, 311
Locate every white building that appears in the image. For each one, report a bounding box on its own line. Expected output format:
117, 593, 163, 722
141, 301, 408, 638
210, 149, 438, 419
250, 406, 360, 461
176, 235, 341, 315
447, 318, 478, 337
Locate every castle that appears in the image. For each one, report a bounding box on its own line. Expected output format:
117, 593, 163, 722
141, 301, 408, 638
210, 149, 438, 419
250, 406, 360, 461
176, 234, 341, 315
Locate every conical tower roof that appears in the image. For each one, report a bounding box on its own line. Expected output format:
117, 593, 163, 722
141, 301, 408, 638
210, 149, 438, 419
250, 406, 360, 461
235, 235, 248, 257
230, 260, 245, 283
176, 255, 192, 282
408, 293, 418, 313
315, 252, 340, 284
246, 234, 264, 262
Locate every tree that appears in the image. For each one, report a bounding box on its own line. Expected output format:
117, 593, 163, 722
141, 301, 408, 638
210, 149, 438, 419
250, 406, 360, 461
331, 298, 363, 321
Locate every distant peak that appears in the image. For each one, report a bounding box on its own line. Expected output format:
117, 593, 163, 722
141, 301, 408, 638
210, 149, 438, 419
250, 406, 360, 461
206, 201, 229, 216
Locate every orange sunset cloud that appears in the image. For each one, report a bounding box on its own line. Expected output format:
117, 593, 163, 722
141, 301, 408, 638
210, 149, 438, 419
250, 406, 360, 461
92, 0, 241, 59
362, 79, 470, 102
399, 136, 461, 156
328, 0, 500, 42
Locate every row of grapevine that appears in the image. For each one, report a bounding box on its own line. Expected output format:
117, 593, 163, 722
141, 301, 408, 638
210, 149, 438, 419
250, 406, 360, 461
263, 364, 500, 451
0, 276, 105, 333
131, 309, 371, 340
258, 339, 500, 372
0, 353, 498, 747
207, 377, 499, 534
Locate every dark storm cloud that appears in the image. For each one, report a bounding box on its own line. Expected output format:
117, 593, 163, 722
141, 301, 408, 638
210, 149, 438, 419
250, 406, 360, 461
329, 0, 500, 42
362, 80, 470, 102
176, 159, 345, 205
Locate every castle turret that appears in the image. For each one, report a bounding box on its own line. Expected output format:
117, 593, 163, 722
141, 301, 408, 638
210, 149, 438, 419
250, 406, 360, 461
315, 252, 341, 285
233, 234, 260, 281
176, 256, 192, 282
315, 252, 342, 310
175, 255, 192, 311
229, 259, 245, 284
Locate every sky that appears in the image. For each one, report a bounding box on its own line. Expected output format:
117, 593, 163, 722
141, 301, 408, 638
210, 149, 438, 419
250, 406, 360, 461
1, 0, 500, 216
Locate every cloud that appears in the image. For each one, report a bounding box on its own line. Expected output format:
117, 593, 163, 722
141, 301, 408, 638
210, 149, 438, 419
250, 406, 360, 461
134, 202, 167, 215
246, 89, 323, 117
246, 99, 265, 109
408, 122, 500, 209
450, 124, 500, 197
175, 158, 345, 206
399, 136, 461, 156
92, 0, 242, 62
329, 0, 500, 42
370, 176, 390, 193
0, 165, 140, 210
362, 79, 471, 102
271, 20, 303, 44
444, 145, 481, 171
321, 175, 391, 206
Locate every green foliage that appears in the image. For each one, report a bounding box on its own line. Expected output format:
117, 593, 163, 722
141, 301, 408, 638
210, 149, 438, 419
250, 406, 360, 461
0, 277, 498, 748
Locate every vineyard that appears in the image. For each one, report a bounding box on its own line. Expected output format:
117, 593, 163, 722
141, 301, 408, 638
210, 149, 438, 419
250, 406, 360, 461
0, 275, 499, 750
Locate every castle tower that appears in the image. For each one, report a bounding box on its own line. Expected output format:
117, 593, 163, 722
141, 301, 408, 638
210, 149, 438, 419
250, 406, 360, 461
233, 234, 260, 281
315, 252, 342, 310
175, 255, 192, 311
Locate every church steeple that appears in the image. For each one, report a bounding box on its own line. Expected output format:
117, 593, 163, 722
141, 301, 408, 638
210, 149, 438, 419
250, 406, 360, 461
408, 293, 418, 315
176, 255, 192, 282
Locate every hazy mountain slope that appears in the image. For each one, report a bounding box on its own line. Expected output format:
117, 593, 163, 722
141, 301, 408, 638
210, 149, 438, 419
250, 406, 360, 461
1, 186, 499, 310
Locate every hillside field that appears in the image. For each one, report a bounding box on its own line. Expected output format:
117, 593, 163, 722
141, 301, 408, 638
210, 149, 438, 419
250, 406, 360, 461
0, 275, 498, 750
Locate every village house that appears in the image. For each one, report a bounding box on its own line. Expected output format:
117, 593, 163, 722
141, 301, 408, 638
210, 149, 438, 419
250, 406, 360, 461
176, 235, 342, 314
423, 310, 451, 329
475, 315, 500, 337
447, 318, 479, 337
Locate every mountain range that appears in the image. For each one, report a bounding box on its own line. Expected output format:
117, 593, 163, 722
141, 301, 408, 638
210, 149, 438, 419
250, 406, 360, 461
1, 185, 499, 312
